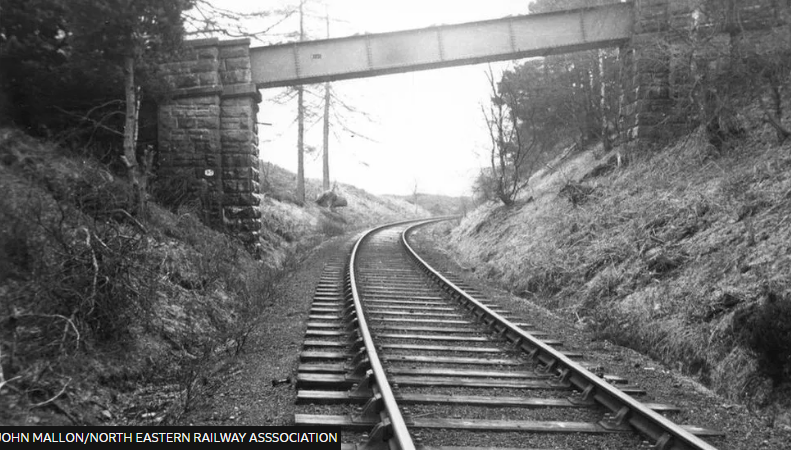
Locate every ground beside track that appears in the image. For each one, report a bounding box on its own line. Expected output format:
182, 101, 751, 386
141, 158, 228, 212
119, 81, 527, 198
175, 234, 355, 426
408, 223, 789, 450
177, 223, 787, 449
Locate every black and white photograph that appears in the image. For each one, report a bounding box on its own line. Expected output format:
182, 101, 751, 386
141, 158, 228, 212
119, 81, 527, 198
1, 1, 789, 448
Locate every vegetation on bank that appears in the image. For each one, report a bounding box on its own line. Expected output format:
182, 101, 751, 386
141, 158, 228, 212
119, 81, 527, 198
0, 128, 275, 424
446, 0, 791, 411
446, 120, 791, 409
0, 129, 427, 425
0, 0, 436, 424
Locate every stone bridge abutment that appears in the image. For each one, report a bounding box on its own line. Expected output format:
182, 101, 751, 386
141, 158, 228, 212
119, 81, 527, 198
158, 38, 263, 247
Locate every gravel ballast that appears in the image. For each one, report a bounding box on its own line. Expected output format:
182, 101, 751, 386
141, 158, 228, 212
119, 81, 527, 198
178, 223, 789, 449
176, 235, 354, 426
408, 223, 790, 450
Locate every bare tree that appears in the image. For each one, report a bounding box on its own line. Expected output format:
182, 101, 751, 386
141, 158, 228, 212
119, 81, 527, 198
322, 5, 331, 191
262, 1, 375, 200
295, 0, 307, 203
412, 178, 419, 214
481, 66, 540, 206
183, 1, 297, 42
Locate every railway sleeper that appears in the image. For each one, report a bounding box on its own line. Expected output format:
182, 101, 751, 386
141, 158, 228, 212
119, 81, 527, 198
296, 390, 680, 412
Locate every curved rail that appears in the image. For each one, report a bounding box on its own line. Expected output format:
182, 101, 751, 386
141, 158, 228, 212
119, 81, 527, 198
348, 221, 421, 450
401, 219, 718, 450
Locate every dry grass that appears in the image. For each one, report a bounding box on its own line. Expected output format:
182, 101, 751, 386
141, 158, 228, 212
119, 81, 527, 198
258, 161, 432, 248
448, 123, 791, 407
0, 129, 291, 424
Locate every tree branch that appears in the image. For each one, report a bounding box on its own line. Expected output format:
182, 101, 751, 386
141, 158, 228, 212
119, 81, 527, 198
53, 106, 125, 136
31, 378, 72, 408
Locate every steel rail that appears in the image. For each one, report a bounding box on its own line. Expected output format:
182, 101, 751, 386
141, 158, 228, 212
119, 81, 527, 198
400, 219, 719, 450
349, 221, 422, 450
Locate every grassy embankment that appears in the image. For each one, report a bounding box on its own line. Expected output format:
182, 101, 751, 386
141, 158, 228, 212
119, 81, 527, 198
444, 110, 791, 409
0, 128, 427, 425
258, 161, 433, 258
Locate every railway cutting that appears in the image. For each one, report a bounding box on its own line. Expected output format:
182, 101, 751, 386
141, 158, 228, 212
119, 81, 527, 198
294, 219, 725, 450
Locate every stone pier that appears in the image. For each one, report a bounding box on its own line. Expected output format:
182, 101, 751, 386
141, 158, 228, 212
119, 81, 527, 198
619, 0, 676, 151
158, 38, 262, 247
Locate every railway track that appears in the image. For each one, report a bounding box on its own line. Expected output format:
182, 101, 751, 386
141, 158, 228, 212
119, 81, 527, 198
295, 219, 724, 450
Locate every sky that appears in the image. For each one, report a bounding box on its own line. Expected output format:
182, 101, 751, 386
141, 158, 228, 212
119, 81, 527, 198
216, 1, 536, 196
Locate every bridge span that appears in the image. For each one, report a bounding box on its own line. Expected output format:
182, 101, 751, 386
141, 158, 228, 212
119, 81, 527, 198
249, 3, 633, 88
158, 0, 677, 248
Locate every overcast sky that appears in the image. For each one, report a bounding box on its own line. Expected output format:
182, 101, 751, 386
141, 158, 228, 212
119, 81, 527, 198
220, 1, 536, 196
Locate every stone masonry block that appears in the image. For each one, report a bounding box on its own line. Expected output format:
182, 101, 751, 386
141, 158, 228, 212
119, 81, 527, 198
223, 57, 251, 71
220, 118, 241, 130
221, 130, 253, 143
221, 105, 251, 117
177, 117, 196, 129
198, 72, 219, 86
159, 153, 202, 167
244, 142, 259, 155
223, 179, 256, 193
188, 129, 220, 143
222, 154, 258, 168
180, 107, 217, 119
221, 97, 247, 107
197, 46, 219, 60
159, 115, 178, 129
218, 45, 250, 59
162, 129, 189, 143
191, 59, 219, 74
222, 141, 258, 155
193, 116, 219, 129
191, 140, 218, 154
221, 118, 252, 131
220, 69, 252, 85
223, 193, 260, 207
222, 167, 255, 180
173, 96, 220, 106
175, 74, 199, 89
205, 153, 220, 167
220, 141, 240, 152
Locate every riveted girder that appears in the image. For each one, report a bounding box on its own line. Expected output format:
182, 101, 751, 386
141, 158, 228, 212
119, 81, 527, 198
250, 2, 633, 88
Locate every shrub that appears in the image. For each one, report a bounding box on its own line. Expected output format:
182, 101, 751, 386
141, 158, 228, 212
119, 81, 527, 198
319, 217, 344, 237
736, 289, 791, 387
150, 173, 200, 214
0, 130, 291, 421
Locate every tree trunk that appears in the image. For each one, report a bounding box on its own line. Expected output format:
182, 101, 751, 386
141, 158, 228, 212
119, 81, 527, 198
296, 0, 306, 204
122, 55, 144, 216
598, 49, 611, 152
322, 82, 331, 191
322, 7, 331, 191
297, 85, 305, 203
